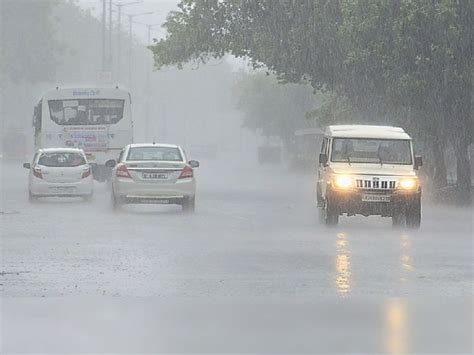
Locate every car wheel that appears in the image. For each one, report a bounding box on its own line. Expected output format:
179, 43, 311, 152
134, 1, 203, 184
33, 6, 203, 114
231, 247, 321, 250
182, 197, 195, 213
323, 199, 339, 226
28, 191, 38, 203
112, 193, 123, 210
406, 199, 421, 229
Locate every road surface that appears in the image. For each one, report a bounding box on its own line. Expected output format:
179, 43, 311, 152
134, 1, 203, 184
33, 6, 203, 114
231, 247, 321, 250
1, 157, 472, 353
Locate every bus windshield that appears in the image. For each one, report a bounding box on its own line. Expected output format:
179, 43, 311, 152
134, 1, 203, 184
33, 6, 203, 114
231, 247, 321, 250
48, 99, 124, 125
331, 138, 412, 164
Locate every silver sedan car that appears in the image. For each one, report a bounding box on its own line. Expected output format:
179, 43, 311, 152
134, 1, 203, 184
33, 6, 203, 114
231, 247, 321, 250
108, 144, 199, 212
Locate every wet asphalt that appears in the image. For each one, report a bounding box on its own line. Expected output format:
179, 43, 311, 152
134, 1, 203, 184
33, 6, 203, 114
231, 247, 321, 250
1, 157, 472, 353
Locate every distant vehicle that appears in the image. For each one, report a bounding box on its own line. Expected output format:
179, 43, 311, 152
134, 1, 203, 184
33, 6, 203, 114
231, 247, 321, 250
23, 148, 93, 202
289, 128, 324, 170
317, 125, 422, 228
32, 87, 133, 181
108, 143, 199, 212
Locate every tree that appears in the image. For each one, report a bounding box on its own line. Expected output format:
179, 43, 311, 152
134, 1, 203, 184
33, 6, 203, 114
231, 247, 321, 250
234, 71, 320, 147
150, 1, 473, 202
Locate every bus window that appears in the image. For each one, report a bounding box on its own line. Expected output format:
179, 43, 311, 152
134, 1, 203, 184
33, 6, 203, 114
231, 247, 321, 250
48, 99, 125, 125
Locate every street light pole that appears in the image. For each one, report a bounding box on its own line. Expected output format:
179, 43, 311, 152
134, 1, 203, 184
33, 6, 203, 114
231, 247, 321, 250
114, 1, 141, 84
144, 23, 161, 141
126, 11, 154, 90
108, 0, 113, 70
102, 0, 106, 71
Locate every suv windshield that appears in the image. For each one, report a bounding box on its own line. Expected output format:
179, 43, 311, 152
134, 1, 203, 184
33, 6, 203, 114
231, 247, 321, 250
331, 138, 412, 164
127, 147, 183, 162
37, 152, 86, 167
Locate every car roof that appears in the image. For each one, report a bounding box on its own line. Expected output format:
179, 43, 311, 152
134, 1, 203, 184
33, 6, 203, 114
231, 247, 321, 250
38, 148, 85, 154
325, 125, 412, 140
127, 143, 181, 149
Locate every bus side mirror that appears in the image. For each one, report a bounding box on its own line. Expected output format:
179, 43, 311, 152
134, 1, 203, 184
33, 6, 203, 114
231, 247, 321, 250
414, 155, 423, 170
319, 153, 328, 166
105, 159, 116, 168
23, 163, 31, 169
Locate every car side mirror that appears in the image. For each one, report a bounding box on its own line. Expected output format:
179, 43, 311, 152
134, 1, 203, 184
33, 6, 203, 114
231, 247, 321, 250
319, 153, 328, 166
105, 159, 116, 168
414, 155, 423, 170
188, 160, 200, 168
23, 163, 31, 169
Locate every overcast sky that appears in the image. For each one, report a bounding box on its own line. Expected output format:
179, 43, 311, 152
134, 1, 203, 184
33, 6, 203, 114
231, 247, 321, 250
77, 0, 180, 43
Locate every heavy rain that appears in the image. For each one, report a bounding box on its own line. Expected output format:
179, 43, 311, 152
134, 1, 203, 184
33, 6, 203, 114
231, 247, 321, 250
0, 0, 472, 353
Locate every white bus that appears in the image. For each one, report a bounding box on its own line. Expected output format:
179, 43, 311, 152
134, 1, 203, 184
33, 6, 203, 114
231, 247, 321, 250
33, 87, 133, 181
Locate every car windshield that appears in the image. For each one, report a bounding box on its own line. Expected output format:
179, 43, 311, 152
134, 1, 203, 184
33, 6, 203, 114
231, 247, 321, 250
331, 138, 412, 164
126, 147, 183, 161
37, 152, 86, 167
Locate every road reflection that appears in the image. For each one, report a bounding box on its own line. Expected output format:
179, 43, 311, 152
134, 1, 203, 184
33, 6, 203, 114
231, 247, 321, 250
384, 299, 411, 354
335, 232, 351, 296
400, 234, 413, 283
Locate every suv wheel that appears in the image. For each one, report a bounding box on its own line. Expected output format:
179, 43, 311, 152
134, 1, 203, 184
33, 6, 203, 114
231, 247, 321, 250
392, 212, 405, 228
322, 199, 339, 226
406, 199, 421, 229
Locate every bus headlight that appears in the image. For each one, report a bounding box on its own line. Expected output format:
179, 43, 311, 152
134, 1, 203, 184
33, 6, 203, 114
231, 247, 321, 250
399, 178, 417, 190
334, 175, 353, 189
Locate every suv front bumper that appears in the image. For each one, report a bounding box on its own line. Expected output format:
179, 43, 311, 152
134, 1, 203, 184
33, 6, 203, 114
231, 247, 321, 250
328, 188, 421, 217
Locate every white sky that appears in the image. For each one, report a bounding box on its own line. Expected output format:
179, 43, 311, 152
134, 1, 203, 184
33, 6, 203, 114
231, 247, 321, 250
77, 0, 250, 71
77, 0, 180, 43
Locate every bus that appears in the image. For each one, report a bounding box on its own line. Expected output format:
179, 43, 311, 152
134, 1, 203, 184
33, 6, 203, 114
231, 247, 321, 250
33, 87, 133, 181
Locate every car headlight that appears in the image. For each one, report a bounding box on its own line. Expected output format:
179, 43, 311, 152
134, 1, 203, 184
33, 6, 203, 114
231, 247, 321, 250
399, 178, 417, 190
334, 175, 353, 189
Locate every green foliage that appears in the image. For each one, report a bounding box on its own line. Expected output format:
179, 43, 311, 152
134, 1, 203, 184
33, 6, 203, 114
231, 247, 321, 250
151, 0, 473, 200
234, 71, 320, 141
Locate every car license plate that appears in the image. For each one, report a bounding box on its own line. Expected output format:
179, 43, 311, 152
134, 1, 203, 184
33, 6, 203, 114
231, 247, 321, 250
147, 199, 169, 204
362, 195, 391, 202
142, 172, 168, 180
49, 186, 75, 194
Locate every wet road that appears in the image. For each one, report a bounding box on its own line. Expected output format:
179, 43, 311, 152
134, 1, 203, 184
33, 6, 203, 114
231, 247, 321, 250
1, 157, 472, 352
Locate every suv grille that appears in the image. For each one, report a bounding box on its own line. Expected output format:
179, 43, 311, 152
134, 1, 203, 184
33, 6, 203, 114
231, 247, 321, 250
356, 179, 396, 189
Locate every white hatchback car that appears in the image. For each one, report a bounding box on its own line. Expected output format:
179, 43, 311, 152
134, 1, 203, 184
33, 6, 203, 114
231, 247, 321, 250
108, 144, 199, 212
24, 148, 93, 201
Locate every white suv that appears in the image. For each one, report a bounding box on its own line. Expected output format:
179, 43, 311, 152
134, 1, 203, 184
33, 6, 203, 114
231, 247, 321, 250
108, 143, 199, 212
317, 125, 422, 228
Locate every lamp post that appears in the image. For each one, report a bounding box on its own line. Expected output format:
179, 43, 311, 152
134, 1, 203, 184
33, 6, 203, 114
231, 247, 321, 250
126, 11, 154, 90
114, 1, 141, 83
141, 22, 161, 141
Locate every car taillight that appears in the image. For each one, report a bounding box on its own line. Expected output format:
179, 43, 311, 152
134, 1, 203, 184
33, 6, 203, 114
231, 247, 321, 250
179, 165, 194, 179
81, 167, 91, 179
116, 163, 132, 178
33, 166, 43, 179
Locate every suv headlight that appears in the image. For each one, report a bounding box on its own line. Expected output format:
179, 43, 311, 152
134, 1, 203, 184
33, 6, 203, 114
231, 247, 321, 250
334, 175, 353, 189
398, 178, 418, 190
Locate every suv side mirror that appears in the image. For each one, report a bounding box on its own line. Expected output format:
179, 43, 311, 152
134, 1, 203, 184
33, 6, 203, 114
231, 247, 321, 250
105, 159, 116, 168
188, 160, 200, 168
319, 153, 328, 166
23, 163, 31, 169
414, 155, 423, 170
